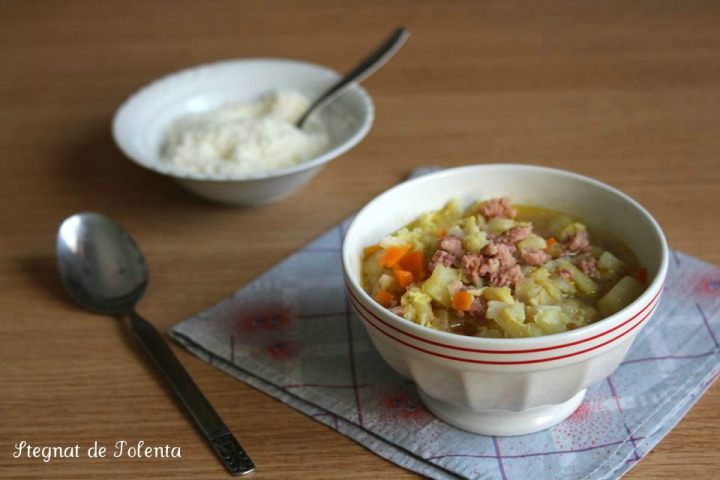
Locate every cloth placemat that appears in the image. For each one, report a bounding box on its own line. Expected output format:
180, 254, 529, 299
170, 168, 720, 480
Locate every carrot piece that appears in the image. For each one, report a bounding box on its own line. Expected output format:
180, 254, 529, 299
436, 227, 448, 238
399, 251, 428, 281
632, 267, 648, 284
375, 289, 399, 308
545, 237, 557, 248
393, 269, 415, 290
363, 244, 382, 258
379, 245, 411, 268
452, 291, 474, 311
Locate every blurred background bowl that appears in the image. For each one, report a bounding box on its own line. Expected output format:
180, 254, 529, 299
113, 58, 374, 205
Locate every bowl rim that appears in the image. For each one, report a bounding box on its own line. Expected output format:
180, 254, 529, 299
342, 163, 669, 348
112, 57, 375, 182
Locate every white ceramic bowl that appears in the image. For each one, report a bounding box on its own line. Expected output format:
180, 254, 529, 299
113, 59, 374, 205
342, 164, 668, 436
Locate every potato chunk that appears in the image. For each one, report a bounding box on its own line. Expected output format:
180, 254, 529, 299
597, 251, 626, 274
596, 276, 646, 316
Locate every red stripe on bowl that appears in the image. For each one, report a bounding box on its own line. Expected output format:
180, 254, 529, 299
350, 296, 658, 365
345, 280, 662, 354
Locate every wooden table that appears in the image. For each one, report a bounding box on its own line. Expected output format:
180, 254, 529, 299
2, 1, 718, 478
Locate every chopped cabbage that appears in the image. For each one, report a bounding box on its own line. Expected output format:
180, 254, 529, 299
463, 215, 481, 235
514, 278, 538, 304
531, 267, 551, 283
530, 306, 572, 334
379, 274, 396, 292
422, 264, 460, 307
486, 301, 543, 338
380, 227, 416, 248
481, 287, 514, 304
559, 261, 599, 295
406, 200, 461, 231
400, 288, 435, 328
447, 225, 465, 239
431, 308, 451, 332
558, 222, 586, 241
487, 217, 516, 234
560, 298, 599, 325
515, 275, 560, 306
541, 278, 563, 299
518, 234, 547, 251
475, 214, 488, 231
552, 275, 577, 295
463, 231, 488, 253
362, 249, 386, 294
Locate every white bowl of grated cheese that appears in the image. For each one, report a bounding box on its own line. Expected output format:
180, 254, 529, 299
113, 59, 374, 205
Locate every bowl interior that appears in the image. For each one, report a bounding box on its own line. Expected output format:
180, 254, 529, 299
344, 165, 667, 307
113, 58, 373, 180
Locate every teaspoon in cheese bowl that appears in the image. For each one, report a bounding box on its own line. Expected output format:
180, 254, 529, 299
295, 26, 410, 128
56, 212, 255, 476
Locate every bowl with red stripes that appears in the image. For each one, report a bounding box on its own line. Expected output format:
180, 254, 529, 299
341, 164, 668, 436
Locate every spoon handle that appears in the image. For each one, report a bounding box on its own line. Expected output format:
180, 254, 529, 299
129, 311, 255, 476
296, 26, 410, 128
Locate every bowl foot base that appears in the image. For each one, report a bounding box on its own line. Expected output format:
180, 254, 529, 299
418, 388, 586, 436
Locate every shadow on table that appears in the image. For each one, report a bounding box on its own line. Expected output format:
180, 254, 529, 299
19, 254, 79, 309
57, 122, 247, 214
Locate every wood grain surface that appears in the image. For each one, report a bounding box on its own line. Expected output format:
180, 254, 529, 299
1, 1, 719, 478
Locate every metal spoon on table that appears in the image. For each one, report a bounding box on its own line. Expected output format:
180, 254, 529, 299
56, 212, 254, 476
295, 26, 410, 129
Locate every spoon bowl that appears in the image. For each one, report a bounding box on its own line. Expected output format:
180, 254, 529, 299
57, 213, 148, 315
